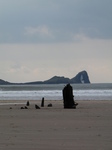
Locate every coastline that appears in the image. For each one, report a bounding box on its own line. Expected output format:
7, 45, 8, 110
0, 100, 112, 150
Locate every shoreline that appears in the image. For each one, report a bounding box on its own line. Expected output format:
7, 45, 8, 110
0, 100, 112, 150
0, 99, 112, 105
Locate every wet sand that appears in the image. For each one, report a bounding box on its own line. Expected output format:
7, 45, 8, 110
0, 100, 112, 150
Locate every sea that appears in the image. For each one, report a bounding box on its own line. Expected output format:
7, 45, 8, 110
0, 83, 112, 101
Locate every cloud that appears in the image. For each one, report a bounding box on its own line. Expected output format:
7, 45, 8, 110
24, 25, 53, 38
0, 0, 112, 43
8, 64, 31, 74
73, 33, 88, 42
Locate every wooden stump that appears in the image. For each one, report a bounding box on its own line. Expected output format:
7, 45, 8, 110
63, 84, 78, 109
41, 97, 44, 107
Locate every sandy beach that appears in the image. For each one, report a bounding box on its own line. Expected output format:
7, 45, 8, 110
0, 100, 112, 150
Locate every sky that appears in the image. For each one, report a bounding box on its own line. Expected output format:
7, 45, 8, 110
0, 0, 112, 83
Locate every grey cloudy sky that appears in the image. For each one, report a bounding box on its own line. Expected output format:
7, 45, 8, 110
0, 0, 112, 83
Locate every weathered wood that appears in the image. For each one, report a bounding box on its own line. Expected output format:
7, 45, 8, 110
26, 101, 30, 106
35, 105, 40, 109
41, 97, 44, 107
63, 84, 78, 109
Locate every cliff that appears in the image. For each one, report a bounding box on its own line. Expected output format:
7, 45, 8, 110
70, 70, 90, 83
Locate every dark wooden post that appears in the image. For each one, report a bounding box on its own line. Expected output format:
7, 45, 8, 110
63, 84, 78, 109
41, 97, 44, 107
26, 101, 30, 106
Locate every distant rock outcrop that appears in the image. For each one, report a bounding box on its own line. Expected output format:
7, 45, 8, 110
44, 76, 70, 84
0, 70, 90, 85
70, 70, 90, 83
44, 70, 90, 84
0, 79, 11, 85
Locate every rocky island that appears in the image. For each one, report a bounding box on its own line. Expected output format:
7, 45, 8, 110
0, 70, 90, 85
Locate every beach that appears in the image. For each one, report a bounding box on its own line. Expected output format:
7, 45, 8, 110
0, 100, 112, 150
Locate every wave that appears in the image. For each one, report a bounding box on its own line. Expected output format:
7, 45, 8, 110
0, 89, 112, 100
